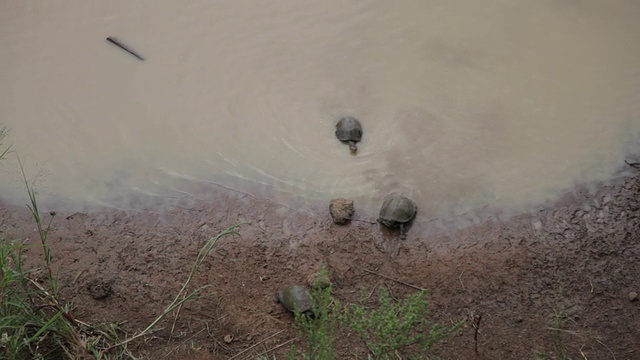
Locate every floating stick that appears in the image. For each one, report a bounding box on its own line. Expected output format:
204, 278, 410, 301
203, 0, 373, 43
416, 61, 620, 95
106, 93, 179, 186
106, 37, 144, 61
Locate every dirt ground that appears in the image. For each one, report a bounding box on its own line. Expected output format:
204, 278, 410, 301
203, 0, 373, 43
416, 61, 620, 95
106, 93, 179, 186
1, 169, 640, 360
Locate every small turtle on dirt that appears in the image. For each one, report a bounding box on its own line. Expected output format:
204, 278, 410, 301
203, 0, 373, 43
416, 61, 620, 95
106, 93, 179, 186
335, 116, 363, 153
275, 284, 315, 318
377, 195, 418, 239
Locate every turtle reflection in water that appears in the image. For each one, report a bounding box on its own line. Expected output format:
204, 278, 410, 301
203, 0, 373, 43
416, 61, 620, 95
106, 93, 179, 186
377, 195, 418, 240
335, 116, 363, 153
275, 284, 315, 318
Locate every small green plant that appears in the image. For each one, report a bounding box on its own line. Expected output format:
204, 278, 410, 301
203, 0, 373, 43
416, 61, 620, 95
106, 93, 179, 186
532, 351, 549, 360
551, 309, 568, 360
0, 236, 76, 359
291, 265, 337, 360
0, 160, 88, 359
544, 308, 580, 360
340, 287, 461, 359
19, 158, 58, 294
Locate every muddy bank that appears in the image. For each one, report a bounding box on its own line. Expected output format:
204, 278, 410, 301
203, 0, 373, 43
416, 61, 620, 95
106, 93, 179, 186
1, 171, 639, 359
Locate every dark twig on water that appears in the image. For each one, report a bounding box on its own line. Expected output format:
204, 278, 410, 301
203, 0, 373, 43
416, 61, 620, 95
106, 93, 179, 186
625, 160, 640, 168
106, 37, 144, 61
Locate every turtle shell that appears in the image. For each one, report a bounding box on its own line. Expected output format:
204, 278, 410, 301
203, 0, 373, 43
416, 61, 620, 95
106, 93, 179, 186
335, 117, 363, 142
276, 284, 315, 317
377, 195, 417, 228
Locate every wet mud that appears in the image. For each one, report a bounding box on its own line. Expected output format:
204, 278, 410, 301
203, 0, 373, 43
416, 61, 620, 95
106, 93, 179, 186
1, 170, 639, 359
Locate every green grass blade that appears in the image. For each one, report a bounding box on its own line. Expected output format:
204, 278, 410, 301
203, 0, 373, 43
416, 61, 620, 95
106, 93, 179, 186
27, 310, 63, 343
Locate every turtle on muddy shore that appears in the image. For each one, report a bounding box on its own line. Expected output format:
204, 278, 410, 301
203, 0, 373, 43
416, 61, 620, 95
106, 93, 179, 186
335, 116, 363, 153
377, 195, 417, 240
275, 284, 315, 318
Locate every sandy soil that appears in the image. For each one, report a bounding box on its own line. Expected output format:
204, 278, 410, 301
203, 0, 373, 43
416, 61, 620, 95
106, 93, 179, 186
1, 170, 639, 360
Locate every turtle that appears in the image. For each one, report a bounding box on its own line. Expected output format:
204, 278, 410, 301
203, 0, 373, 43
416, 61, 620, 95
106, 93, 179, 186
377, 195, 418, 239
275, 284, 315, 318
335, 116, 363, 153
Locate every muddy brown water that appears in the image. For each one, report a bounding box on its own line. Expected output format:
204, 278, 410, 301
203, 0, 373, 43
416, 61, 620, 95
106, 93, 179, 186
1, 1, 640, 229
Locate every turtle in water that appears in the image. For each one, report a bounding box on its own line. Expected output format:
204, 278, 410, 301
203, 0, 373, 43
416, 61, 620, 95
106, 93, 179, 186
275, 284, 315, 318
377, 195, 418, 239
335, 116, 363, 153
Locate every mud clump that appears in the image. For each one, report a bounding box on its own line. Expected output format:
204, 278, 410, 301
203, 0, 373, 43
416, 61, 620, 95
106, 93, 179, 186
330, 198, 355, 225
86, 278, 113, 300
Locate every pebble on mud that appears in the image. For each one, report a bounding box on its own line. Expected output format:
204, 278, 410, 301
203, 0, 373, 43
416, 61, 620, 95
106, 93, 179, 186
86, 278, 113, 300
330, 198, 354, 225
629, 291, 638, 302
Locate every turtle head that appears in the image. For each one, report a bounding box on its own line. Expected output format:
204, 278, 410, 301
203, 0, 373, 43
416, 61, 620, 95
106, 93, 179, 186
377, 218, 397, 229
399, 224, 408, 240
303, 309, 317, 319
349, 141, 358, 153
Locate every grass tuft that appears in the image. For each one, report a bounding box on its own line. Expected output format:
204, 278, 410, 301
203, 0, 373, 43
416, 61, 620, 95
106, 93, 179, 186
279, 267, 460, 360
0, 125, 11, 159
340, 287, 462, 359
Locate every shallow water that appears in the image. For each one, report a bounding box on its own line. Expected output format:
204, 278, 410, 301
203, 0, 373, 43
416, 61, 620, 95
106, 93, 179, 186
1, 1, 639, 225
